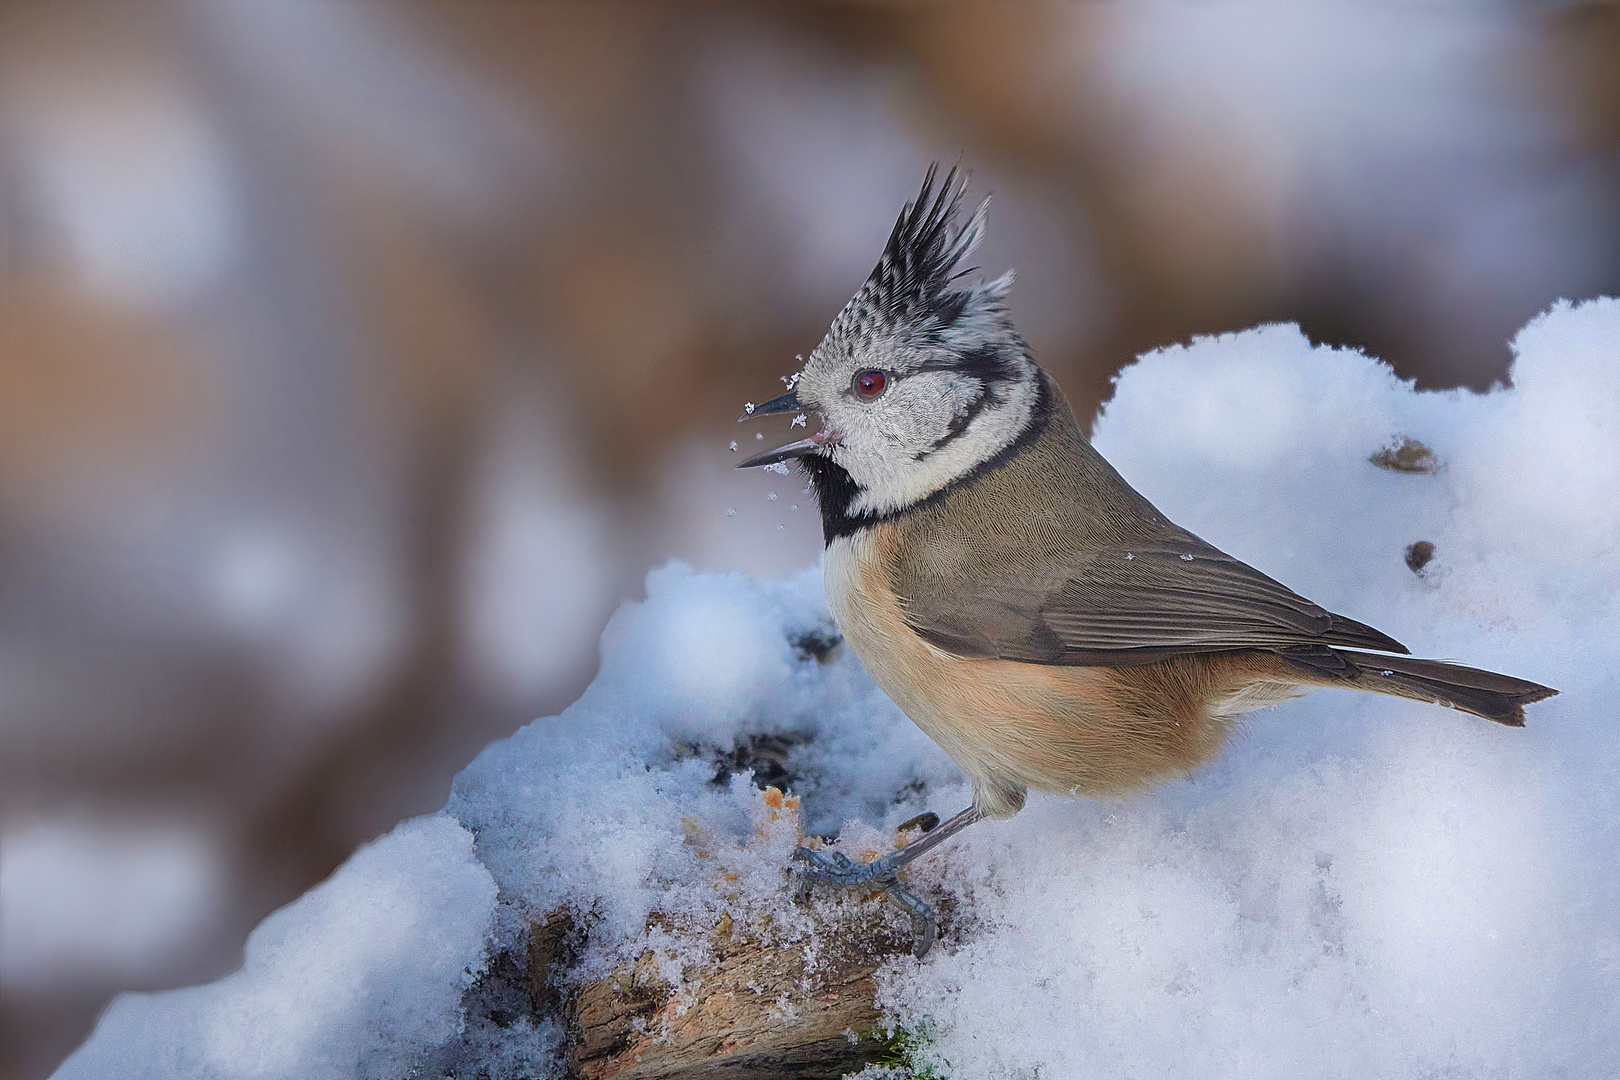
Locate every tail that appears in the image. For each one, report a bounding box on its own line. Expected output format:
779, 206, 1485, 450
1280, 647, 1558, 727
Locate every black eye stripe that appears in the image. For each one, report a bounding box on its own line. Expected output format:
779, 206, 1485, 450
914, 344, 1009, 385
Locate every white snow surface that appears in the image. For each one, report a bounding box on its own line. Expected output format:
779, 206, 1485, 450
55, 816, 501, 1080
58, 298, 1620, 1078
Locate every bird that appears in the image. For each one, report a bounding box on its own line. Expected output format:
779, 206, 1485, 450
737, 165, 1556, 957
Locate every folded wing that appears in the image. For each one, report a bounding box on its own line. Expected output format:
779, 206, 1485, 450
900, 536, 1407, 666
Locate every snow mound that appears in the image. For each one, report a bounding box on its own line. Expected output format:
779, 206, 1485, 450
56, 298, 1620, 1078
54, 815, 499, 1080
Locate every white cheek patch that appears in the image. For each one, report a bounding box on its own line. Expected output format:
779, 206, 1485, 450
873, 379, 966, 455
933, 377, 989, 433
842, 372, 1040, 517
867, 373, 987, 457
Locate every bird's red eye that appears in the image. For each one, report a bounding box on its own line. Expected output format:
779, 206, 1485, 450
854, 369, 888, 399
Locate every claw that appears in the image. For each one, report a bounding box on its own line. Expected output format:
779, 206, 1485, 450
789, 872, 813, 904
883, 882, 937, 957
897, 811, 941, 835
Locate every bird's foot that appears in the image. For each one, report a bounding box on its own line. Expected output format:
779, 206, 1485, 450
789, 812, 943, 957
789, 844, 898, 887
789, 846, 937, 957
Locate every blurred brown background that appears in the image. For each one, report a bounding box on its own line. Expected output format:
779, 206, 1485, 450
1, 3, 1616, 1076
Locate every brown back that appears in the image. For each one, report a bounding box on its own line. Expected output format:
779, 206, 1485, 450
884, 370, 1406, 664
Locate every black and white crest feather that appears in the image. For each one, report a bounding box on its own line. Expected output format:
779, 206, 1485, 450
869, 165, 988, 320
824, 165, 1000, 349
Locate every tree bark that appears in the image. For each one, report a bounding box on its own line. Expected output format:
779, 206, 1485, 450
550, 908, 912, 1080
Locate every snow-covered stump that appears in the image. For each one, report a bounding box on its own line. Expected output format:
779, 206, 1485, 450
561, 906, 906, 1079
527, 792, 925, 1079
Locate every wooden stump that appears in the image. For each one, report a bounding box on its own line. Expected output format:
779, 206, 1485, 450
516, 791, 942, 1079
547, 909, 911, 1080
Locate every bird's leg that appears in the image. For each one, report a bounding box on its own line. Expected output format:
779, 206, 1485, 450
790, 805, 984, 957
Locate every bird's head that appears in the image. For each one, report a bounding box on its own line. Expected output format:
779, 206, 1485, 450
739, 166, 1042, 527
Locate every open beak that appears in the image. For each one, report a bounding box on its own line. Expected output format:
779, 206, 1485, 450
736, 433, 825, 469
738, 389, 801, 421
736, 388, 837, 468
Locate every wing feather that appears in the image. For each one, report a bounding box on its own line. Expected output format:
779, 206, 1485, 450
901, 538, 1407, 665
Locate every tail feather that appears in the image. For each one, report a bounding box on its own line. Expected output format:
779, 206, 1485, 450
1282, 647, 1558, 727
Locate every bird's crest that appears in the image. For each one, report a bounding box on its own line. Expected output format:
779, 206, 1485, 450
831, 165, 1003, 343
871, 164, 988, 312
